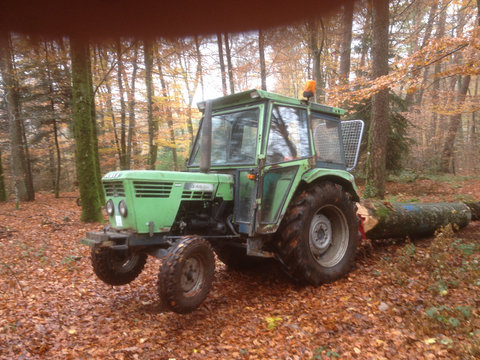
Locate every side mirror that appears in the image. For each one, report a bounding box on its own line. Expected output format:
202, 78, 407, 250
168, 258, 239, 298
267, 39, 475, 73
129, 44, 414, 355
200, 100, 213, 173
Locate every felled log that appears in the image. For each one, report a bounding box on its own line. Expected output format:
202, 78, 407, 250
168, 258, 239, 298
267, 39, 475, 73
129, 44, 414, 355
357, 200, 477, 240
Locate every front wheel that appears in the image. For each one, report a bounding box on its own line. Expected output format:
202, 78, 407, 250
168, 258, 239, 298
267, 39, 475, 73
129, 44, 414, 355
277, 181, 359, 285
158, 236, 215, 314
91, 247, 147, 286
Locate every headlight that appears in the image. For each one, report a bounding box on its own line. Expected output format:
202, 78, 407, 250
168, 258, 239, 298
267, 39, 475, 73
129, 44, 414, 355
118, 200, 128, 217
106, 199, 115, 216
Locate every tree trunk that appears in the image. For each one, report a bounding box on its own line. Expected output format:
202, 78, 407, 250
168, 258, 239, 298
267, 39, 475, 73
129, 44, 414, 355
358, 200, 473, 239
158, 61, 179, 171
70, 36, 103, 223
144, 39, 157, 170
339, 1, 354, 83
364, 0, 389, 199
194, 36, 205, 101
440, 75, 471, 173
126, 42, 138, 168
0, 31, 33, 203
44, 41, 62, 198
0, 148, 6, 202
258, 29, 267, 91
177, 47, 199, 144
430, 2, 447, 158
224, 33, 235, 94
116, 39, 128, 170
87, 45, 104, 204
308, 19, 325, 103
217, 33, 227, 96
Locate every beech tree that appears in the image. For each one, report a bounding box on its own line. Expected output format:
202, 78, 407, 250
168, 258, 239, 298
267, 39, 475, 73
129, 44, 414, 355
144, 39, 157, 170
0, 31, 34, 203
70, 37, 103, 222
364, 0, 390, 199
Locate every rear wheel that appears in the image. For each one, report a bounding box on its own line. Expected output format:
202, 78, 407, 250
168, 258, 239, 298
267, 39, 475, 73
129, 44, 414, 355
278, 181, 359, 285
158, 236, 215, 314
91, 247, 147, 286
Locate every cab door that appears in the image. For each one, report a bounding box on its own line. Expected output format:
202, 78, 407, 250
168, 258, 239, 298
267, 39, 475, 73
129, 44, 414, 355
255, 104, 312, 234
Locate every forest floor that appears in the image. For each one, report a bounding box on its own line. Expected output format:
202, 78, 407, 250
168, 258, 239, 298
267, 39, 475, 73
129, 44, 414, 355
1, 175, 479, 359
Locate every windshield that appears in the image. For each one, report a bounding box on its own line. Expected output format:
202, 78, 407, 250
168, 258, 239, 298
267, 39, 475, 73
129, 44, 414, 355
189, 108, 260, 166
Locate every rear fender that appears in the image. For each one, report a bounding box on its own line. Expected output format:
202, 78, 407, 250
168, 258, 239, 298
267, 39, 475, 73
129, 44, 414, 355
301, 169, 360, 202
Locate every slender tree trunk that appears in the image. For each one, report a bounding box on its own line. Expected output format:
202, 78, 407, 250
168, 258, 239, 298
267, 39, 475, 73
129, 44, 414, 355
440, 75, 471, 173
224, 33, 235, 94
258, 29, 267, 91
194, 36, 205, 101
105, 80, 122, 163
364, 0, 390, 199
430, 2, 447, 157
70, 37, 103, 222
126, 42, 138, 168
87, 46, 104, 203
358, 2, 371, 77
0, 148, 6, 201
116, 40, 128, 169
177, 51, 198, 144
144, 40, 157, 170
308, 19, 325, 103
20, 104, 35, 200
44, 42, 62, 198
0, 31, 32, 203
217, 33, 227, 96
339, 1, 354, 83
158, 61, 179, 171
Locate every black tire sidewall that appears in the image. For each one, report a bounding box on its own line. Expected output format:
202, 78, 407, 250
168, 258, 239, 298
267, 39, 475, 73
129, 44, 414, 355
302, 185, 358, 283
280, 182, 359, 285
159, 237, 215, 313
91, 247, 147, 286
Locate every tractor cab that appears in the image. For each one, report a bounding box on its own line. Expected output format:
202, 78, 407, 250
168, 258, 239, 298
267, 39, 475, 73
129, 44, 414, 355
187, 89, 362, 237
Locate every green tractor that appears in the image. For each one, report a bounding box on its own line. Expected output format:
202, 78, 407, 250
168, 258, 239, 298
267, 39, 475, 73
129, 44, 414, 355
81, 87, 364, 313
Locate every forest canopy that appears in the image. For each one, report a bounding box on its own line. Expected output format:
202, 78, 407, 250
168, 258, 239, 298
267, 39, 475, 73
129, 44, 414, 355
0, 0, 479, 204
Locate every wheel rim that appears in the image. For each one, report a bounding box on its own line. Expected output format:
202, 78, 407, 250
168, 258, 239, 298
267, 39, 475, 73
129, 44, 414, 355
309, 204, 349, 268
180, 255, 205, 297
109, 251, 140, 273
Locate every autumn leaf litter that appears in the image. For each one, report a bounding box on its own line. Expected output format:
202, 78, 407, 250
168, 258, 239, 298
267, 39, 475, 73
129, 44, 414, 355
1, 178, 480, 359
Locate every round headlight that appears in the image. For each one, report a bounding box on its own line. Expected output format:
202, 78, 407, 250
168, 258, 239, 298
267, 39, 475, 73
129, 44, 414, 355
106, 199, 115, 216
118, 200, 128, 217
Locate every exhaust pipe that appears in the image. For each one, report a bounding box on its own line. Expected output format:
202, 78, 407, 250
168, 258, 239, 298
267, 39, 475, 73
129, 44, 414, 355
199, 100, 212, 173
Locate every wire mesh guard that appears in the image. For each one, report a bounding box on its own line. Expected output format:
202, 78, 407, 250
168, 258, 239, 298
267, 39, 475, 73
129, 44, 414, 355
313, 121, 344, 165
341, 120, 364, 171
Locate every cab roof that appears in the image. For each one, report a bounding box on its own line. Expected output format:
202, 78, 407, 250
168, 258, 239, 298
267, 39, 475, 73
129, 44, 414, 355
198, 89, 345, 117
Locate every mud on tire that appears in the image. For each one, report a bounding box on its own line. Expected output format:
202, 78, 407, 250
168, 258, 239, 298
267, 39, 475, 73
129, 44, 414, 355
91, 247, 147, 286
277, 181, 359, 285
158, 236, 215, 314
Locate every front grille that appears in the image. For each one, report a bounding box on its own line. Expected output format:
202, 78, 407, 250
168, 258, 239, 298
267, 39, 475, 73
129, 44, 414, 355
103, 181, 125, 197
182, 190, 213, 200
133, 181, 173, 198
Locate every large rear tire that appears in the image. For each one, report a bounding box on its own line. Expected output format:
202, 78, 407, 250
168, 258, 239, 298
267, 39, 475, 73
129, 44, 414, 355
277, 181, 359, 285
91, 247, 147, 286
158, 236, 215, 314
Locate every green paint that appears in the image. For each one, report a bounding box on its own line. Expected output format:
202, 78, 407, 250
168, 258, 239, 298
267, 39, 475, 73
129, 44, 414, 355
103, 171, 233, 233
